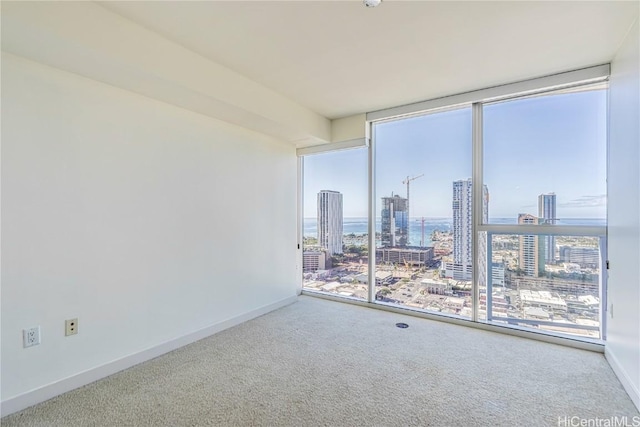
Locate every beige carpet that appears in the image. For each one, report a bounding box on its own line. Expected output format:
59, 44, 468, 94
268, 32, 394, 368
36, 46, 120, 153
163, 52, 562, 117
3, 296, 638, 426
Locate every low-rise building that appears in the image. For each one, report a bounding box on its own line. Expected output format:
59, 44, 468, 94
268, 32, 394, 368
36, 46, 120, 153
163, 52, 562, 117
566, 295, 599, 315
440, 261, 473, 281
480, 292, 509, 315
303, 250, 326, 272
354, 270, 400, 285
340, 274, 358, 283
443, 296, 465, 311
320, 281, 342, 292
519, 289, 567, 314
421, 279, 451, 295
377, 247, 434, 266
524, 306, 551, 320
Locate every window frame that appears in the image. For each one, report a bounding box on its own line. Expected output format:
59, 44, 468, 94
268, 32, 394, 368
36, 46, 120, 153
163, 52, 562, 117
299, 63, 609, 344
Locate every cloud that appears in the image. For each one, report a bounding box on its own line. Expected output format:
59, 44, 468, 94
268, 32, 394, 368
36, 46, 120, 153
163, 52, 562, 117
558, 194, 606, 208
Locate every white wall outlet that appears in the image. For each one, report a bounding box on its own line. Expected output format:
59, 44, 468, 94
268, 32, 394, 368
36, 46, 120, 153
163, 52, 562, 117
65, 318, 78, 336
23, 326, 41, 348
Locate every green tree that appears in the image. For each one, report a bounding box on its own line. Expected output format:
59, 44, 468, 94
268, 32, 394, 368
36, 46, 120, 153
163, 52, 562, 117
331, 254, 345, 265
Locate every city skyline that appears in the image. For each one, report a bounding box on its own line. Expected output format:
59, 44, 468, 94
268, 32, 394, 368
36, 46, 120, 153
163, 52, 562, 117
303, 88, 607, 221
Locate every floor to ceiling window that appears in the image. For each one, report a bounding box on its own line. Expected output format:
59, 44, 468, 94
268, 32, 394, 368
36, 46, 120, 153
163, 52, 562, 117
301, 147, 368, 300
480, 84, 607, 339
299, 66, 608, 343
373, 107, 473, 317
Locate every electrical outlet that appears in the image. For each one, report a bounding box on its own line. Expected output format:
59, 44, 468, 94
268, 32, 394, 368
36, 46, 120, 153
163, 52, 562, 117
23, 326, 41, 348
65, 318, 78, 336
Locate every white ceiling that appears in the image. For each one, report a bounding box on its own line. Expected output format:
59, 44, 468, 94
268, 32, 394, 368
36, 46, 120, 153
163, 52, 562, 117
100, 1, 638, 120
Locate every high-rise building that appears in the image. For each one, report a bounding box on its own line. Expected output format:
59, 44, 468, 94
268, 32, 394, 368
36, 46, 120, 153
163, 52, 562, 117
317, 190, 343, 256
381, 194, 408, 247
538, 193, 557, 263
453, 179, 472, 265
518, 213, 544, 277
450, 179, 489, 281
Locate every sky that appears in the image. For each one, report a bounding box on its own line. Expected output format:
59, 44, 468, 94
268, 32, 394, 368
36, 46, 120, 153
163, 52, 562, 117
303, 88, 607, 221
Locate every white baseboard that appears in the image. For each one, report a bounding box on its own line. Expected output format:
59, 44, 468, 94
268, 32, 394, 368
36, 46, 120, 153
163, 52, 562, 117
1, 295, 298, 417
605, 346, 640, 412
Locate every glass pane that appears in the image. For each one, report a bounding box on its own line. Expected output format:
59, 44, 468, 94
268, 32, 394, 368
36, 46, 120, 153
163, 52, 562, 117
481, 233, 603, 339
302, 148, 368, 300
374, 107, 473, 317
483, 86, 607, 225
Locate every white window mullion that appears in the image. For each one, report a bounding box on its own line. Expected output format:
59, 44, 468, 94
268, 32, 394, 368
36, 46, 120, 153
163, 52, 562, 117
472, 102, 483, 322
297, 157, 304, 292
368, 121, 377, 303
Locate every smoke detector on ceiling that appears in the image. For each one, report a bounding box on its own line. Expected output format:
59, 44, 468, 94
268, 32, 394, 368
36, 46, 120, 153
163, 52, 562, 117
363, 0, 382, 8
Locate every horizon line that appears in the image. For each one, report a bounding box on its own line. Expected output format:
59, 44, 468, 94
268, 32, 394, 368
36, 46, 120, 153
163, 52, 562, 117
303, 216, 607, 220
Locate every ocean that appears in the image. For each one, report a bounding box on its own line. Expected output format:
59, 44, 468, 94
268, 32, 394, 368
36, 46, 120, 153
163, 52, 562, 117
304, 217, 452, 246
304, 217, 606, 247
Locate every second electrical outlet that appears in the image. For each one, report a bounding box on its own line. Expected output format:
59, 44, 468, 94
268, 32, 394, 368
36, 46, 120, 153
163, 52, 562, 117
65, 318, 78, 336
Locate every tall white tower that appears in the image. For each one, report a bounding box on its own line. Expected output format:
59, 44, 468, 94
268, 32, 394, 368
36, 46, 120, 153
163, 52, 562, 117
452, 179, 488, 280
453, 180, 472, 265
317, 190, 343, 256
538, 193, 557, 263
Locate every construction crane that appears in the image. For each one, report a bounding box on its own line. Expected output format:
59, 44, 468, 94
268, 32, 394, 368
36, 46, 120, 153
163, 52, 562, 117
402, 174, 424, 246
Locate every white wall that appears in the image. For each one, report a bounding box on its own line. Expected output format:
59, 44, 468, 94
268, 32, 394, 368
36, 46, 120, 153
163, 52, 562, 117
606, 18, 640, 411
331, 114, 367, 143
1, 2, 331, 147
1, 53, 298, 411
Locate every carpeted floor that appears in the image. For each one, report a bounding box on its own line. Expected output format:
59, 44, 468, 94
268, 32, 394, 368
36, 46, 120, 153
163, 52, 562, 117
3, 296, 638, 426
